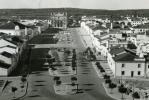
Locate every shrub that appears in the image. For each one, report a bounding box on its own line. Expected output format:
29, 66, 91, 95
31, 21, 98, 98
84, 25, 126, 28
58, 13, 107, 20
132, 92, 140, 99
105, 79, 112, 84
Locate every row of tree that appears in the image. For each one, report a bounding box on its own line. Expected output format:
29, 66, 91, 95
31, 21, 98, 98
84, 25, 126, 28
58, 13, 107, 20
95, 62, 105, 75
71, 49, 76, 74
83, 47, 96, 61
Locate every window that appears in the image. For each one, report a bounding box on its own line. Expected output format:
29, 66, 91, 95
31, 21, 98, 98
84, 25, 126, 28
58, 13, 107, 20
138, 71, 141, 75
122, 64, 125, 68
148, 65, 149, 68
138, 64, 141, 68
122, 71, 125, 75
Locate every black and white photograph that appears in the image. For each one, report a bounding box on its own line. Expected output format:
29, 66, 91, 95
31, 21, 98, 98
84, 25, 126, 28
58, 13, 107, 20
0, 0, 149, 100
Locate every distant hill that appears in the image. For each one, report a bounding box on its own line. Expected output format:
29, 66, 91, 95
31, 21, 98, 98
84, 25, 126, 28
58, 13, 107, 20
0, 8, 149, 19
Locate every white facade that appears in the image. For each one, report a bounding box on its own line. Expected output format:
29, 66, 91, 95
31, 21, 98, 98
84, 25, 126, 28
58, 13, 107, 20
115, 62, 145, 77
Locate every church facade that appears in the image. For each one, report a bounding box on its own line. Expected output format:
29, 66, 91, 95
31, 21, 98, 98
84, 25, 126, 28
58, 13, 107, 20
51, 12, 67, 29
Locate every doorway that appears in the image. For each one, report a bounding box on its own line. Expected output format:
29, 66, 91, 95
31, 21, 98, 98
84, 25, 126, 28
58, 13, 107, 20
131, 71, 134, 77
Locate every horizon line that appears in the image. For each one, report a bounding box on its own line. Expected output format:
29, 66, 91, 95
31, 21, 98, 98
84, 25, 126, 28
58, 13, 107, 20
0, 7, 149, 11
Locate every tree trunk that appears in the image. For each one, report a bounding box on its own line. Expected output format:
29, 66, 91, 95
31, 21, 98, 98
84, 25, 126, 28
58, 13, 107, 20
14, 92, 15, 98
111, 89, 113, 94
58, 85, 60, 91
121, 93, 123, 99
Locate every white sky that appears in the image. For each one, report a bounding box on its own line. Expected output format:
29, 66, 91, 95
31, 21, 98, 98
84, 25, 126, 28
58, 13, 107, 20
0, 0, 149, 10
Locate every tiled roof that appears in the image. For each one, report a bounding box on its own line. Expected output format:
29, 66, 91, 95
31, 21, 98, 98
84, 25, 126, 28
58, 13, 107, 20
0, 61, 11, 69
3, 39, 18, 45
0, 45, 16, 49
131, 18, 141, 21
13, 21, 31, 29
127, 43, 137, 49
133, 24, 149, 29
109, 29, 120, 34
113, 52, 136, 62
90, 24, 107, 30
0, 22, 15, 29
110, 47, 125, 55
1, 51, 13, 58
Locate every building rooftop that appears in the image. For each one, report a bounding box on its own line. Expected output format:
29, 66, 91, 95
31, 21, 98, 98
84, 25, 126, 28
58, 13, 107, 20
1, 51, 13, 58
0, 61, 11, 69
0, 45, 16, 49
13, 21, 31, 29
133, 24, 149, 29
131, 18, 141, 21
3, 39, 18, 45
0, 21, 15, 29
113, 52, 136, 62
127, 42, 137, 49
110, 47, 125, 55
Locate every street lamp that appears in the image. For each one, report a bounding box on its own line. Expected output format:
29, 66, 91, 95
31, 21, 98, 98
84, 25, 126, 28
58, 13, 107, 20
121, 65, 123, 86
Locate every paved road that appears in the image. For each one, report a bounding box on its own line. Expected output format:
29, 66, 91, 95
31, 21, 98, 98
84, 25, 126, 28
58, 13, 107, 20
20, 28, 115, 100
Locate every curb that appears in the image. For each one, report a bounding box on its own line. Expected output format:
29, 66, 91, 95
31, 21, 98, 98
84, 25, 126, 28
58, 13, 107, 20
14, 81, 28, 100
102, 82, 120, 100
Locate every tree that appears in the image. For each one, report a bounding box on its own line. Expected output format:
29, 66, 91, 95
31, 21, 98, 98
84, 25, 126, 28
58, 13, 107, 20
95, 62, 100, 66
109, 83, 117, 94
105, 79, 112, 84
72, 67, 76, 74
51, 67, 57, 74
21, 77, 27, 86
53, 76, 60, 83
11, 87, 17, 98
56, 80, 62, 91
132, 92, 140, 99
118, 86, 127, 99
100, 69, 105, 73
103, 75, 110, 80
21, 85, 25, 92
46, 54, 51, 59
71, 82, 76, 90
71, 77, 77, 84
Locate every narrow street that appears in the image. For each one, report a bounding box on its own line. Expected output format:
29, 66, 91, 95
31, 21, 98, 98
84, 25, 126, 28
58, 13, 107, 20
20, 28, 115, 100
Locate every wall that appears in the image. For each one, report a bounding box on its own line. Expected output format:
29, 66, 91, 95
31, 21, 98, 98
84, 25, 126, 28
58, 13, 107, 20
0, 68, 7, 76
0, 29, 15, 35
107, 53, 116, 76
115, 62, 145, 77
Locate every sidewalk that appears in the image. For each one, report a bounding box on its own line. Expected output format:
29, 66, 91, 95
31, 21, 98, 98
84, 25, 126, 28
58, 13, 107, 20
77, 27, 114, 77
102, 82, 147, 100
78, 27, 149, 100
0, 78, 28, 100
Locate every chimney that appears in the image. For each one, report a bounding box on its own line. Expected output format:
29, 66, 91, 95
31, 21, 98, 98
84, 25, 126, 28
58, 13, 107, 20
25, 27, 27, 36
121, 23, 124, 29
136, 44, 141, 55
38, 26, 41, 34
107, 28, 109, 33
139, 50, 144, 58
110, 22, 113, 29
